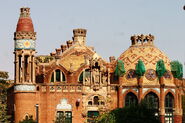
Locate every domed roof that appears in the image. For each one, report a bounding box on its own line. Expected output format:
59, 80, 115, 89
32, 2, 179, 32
118, 34, 173, 85
118, 34, 171, 70
16, 7, 34, 32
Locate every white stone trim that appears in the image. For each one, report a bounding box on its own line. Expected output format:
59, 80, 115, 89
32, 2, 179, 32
164, 88, 175, 94
122, 88, 138, 94
14, 84, 36, 91
56, 99, 72, 110
143, 88, 160, 94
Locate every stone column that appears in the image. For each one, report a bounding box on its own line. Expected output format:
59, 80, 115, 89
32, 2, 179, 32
138, 76, 143, 103
32, 55, 35, 83
160, 87, 165, 123
27, 55, 31, 82
22, 54, 25, 83
118, 85, 123, 108
15, 53, 19, 83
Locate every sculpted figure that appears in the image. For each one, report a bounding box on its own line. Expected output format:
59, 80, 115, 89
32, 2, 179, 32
92, 68, 100, 84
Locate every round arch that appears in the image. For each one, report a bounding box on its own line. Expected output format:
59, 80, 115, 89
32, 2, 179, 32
46, 65, 67, 83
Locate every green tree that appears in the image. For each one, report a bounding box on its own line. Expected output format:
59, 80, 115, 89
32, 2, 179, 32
135, 59, 146, 77
156, 59, 166, 78
114, 60, 126, 77
170, 61, 183, 79
19, 115, 36, 123
0, 71, 11, 123
96, 100, 160, 123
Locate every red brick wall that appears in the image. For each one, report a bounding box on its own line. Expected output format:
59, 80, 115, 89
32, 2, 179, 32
14, 92, 36, 123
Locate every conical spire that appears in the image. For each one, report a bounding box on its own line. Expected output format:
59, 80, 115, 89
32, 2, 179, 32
14, 7, 36, 40
16, 7, 34, 32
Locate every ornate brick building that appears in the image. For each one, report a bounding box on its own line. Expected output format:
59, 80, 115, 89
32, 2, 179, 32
8, 7, 184, 123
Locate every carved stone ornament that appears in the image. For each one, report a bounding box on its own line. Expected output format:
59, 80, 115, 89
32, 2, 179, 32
14, 84, 36, 91
15, 39, 35, 50
126, 69, 137, 80
56, 99, 72, 110
145, 69, 157, 81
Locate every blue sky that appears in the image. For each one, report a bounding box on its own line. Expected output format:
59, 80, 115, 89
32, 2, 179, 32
0, 0, 185, 79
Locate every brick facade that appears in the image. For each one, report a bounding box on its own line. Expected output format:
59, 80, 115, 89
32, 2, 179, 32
7, 7, 184, 123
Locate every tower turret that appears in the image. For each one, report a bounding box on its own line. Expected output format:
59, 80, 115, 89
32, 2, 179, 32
73, 28, 87, 45
14, 7, 36, 84
13, 7, 37, 123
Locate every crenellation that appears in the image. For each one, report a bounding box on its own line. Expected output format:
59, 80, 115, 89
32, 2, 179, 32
66, 40, 73, 48
61, 45, 67, 52
130, 34, 154, 46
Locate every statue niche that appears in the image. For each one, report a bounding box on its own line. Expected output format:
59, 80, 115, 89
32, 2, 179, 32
90, 58, 108, 88
79, 57, 108, 89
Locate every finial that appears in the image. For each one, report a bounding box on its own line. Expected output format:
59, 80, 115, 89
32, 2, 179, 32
73, 28, 87, 37
20, 7, 30, 18
130, 34, 154, 46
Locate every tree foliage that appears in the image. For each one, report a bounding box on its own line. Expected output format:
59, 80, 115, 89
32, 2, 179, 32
19, 115, 36, 123
135, 59, 146, 77
0, 71, 10, 123
156, 59, 166, 78
96, 100, 160, 123
114, 60, 125, 77
170, 61, 183, 79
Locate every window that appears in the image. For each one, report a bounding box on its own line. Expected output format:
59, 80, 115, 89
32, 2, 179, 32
144, 92, 159, 109
125, 92, 138, 107
56, 111, 72, 123
165, 93, 174, 123
93, 96, 99, 105
88, 101, 92, 105
87, 111, 99, 123
78, 69, 90, 83
50, 69, 66, 82
56, 69, 61, 82
144, 92, 159, 115
88, 96, 105, 106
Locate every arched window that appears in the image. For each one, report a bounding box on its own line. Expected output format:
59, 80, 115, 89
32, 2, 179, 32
125, 92, 138, 107
88, 96, 105, 106
144, 92, 159, 111
88, 101, 92, 106
78, 69, 90, 83
50, 69, 66, 82
94, 96, 99, 105
165, 93, 174, 123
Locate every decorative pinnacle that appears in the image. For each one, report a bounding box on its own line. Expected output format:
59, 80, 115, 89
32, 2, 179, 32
73, 28, 87, 37
20, 7, 30, 18
130, 34, 154, 46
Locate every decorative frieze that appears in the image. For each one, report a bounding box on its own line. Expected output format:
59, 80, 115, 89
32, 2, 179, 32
14, 84, 36, 91
41, 86, 46, 92
15, 39, 35, 50
49, 86, 55, 92
56, 86, 62, 92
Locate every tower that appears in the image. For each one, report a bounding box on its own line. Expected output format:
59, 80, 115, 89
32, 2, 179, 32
73, 28, 87, 45
14, 7, 36, 84
13, 7, 37, 122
